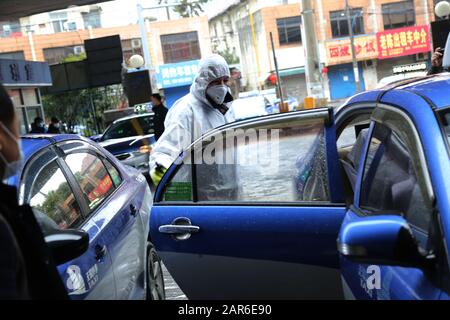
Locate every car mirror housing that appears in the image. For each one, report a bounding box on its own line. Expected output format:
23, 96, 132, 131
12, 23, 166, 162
45, 229, 89, 265
338, 214, 435, 269
89, 134, 103, 142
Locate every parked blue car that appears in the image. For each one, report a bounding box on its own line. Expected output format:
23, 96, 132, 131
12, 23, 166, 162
7, 134, 165, 300
90, 113, 156, 179
149, 72, 450, 299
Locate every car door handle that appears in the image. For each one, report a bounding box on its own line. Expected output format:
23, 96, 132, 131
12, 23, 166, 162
158, 225, 200, 234
158, 217, 199, 241
95, 244, 107, 261
130, 204, 137, 216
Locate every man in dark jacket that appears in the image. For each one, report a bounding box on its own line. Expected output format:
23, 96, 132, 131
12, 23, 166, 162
151, 93, 168, 141
29, 117, 46, 134
0, 83, 68, 300
47, 117, 61, 134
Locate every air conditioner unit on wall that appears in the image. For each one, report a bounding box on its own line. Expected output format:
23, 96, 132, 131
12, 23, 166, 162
131, 39, 142, 49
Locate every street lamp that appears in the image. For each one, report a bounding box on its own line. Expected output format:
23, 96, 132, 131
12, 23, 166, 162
435, 1, 450, 18
128, 54, 145, 69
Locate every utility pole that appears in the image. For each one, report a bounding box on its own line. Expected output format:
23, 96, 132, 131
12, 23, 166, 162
345, 0, 360, 92
248, 6, 262, 90
301, 0, 324, 98
137, 4, 152, 70
270, 32, 284, 109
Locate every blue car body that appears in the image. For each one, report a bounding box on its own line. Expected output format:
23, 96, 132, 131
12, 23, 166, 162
149, 73, 450, 299
337, 74, 450, 300
7, 134, 153, 299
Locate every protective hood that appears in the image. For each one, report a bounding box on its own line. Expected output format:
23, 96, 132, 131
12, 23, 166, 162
190, 54, 230, 108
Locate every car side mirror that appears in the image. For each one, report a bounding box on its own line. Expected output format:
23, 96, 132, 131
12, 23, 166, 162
89, 134, 103, 142
338, 214, 435, 269
45, 229, 89, 265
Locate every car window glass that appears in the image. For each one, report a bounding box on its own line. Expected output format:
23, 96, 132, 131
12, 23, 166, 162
137, 116, 154, 134
161, 117, 331, 203
65, 152, 115, 211
103, 158, 122, 188
28, 160, 83, 230
360, 123, 432, 233
103, 116, 154, 140
162, 161, 193, 201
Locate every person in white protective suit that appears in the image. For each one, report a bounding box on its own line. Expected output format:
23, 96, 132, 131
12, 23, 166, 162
149, 54, 236, 189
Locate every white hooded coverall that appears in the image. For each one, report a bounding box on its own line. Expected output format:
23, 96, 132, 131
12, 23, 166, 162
149, 54, 235, 173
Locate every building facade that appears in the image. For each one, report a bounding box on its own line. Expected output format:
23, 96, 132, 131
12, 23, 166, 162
210, 0, 438, 102
0, 15, 212, 109
316, 0, 436, 100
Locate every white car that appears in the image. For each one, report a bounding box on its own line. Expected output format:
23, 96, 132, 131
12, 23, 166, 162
230, 95, 270, 120
376, 71, 427, 88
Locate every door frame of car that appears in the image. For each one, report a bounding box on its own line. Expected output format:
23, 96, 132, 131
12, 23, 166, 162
154, 107, 347, 205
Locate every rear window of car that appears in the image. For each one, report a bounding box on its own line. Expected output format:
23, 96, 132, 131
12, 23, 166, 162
103, 116, 154, 140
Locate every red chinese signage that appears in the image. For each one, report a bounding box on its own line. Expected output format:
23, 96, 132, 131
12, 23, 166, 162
325, 35, 378, 65
88, 175, 113, 202
377, 25, 431, 59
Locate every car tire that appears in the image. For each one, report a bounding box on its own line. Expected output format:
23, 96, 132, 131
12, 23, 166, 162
146, 242, 166, 300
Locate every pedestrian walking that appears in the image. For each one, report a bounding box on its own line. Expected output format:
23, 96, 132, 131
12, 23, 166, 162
150, 94, 168, 141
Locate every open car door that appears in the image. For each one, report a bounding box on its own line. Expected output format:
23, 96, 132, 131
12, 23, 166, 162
150, 108, 347, 299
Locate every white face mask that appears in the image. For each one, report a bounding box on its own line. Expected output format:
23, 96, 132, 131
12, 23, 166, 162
0, 122, 23, 181
206, 84, 228, 105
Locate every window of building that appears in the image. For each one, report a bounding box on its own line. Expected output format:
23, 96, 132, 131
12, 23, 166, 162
161, 31, 201, 63
49, 11, 68, 33
122, 38, 143, 63
382, 0, 415, 30
43, 45, 84, 65
330, 8, 364, 38
82, 8, 102, 29
277, 16, 302, 45
65, 152, 115, 211
0, 20, 21, 38
0, 51, 25, 60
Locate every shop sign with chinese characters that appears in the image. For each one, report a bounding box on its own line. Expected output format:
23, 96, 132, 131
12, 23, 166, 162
0, 59, 52, 86
325, 35, 378, 65
155, 60, 200, 89
377, 25, 431, 59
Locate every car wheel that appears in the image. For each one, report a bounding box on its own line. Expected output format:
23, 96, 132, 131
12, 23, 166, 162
146, 242, 165, 300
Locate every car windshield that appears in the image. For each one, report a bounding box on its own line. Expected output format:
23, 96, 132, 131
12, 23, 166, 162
102, 116, 154, 140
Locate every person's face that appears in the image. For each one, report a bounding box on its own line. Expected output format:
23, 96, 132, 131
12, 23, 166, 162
151, 97, 161, 106
0, 113, 20, 164
207, 76, 230, 89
